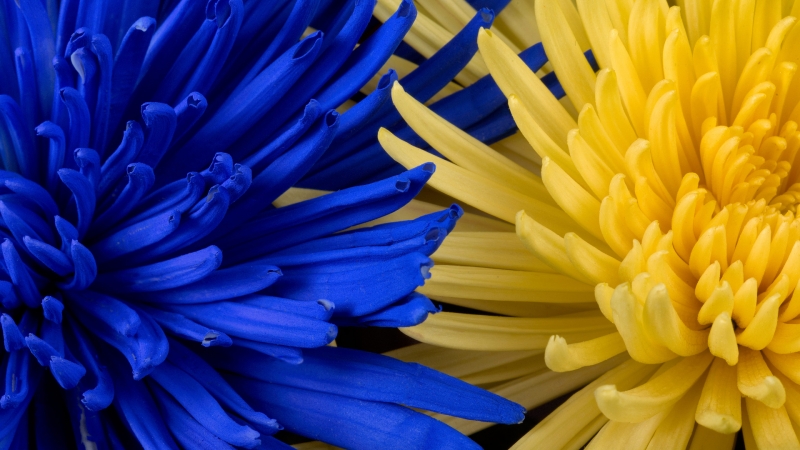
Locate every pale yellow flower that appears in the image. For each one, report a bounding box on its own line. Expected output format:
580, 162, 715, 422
380, 0, 800, 448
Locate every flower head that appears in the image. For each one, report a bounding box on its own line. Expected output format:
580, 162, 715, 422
0, 0, 525, 447
381, 0, 800, 447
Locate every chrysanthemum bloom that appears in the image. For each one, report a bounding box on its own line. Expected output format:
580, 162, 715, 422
380, 0, 800, 447
0, 0, 526, 448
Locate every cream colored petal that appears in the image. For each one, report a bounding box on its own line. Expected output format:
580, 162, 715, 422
401, 312, 615, 351
419, 265, 595, 303
432, 231, 554, 272
435, 354, 631, 436
511, 358, 655, 450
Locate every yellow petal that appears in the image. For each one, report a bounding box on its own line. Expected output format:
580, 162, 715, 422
432, 231, 553, 272
769, 321, 800, 354
745, 397, 800, 450
696, 357, 742, 434
390, 82, 549, 199
516, 211, 593, 283
541, 157, 604, 240
708, 312, 740, 366
595, 69, 638, 151
544, 332, 627, 372
698, 282, 735, 325
400, 312, 614, 351
646, 376, 704, 450
378, 128, 578, 233
643, 284, 710, 356
765, 348, 800, 383
510, 359, 655, 450
609, 28, 648, 136
419, 265, 595, 303
687, 424, 737, 450
594, 351, 713, 423
737, 346, 786, 409
737, 293, 781, 350
564, 232, 621, 285
611, 283, 678, 364
536, 0, 597, 111
733, 277, 758, 328
478, 28, 576, 148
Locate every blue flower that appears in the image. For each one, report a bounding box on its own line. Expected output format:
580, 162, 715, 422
0, 0, 524, 448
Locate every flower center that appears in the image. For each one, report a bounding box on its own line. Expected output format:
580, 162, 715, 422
584, 11, 800, 368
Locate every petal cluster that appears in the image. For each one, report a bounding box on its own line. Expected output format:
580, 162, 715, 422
381, 0, 800, 448
0, 0, 526, 448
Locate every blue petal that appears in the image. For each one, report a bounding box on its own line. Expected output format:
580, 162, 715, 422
167, 339, 280, 435
314, 0, 415, 110
73, 147, 100, 190
1, 239, 41, 307
42, 295, 64, 323
176, 0, 243, 101
137, 305, 232, 348
95, 245, 222, 293
139, 262, 280, 304
334, 292, 438, 328
58, 87, 90, 155
3, 175, 59, 219
230, 374, 481, 450
57, 168, 95, 238
149, 359, 261, 448
34, 121, 66, 193
15, 0, 56, 117
108, 357, 179, 450
63, 317, 114, 411
138, 102, 177, 168
219, 164, 433, 258
271, 251, 432, 318
92, 162, 154, 233
108, 17, 156, 134
241, 99, 322, 173
23, 236, 73, 276
162, 300, 335, 348
222, 345, 525, 424
89, 209, 181, 263
168, 30, 323, 176
98, 120, 144, 197
173, 92, 207, 141
1, 314, 25, 352
66, 290, 140, 336
0, 96, 36, 178
88, 34, 113, 155
56, 240, 96, 290
150, 382, 237, 450
14, 47, 39, 139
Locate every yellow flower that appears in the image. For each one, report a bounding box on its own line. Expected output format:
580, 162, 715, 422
380, 0, 800, 448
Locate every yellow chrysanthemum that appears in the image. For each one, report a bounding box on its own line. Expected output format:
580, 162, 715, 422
379, 0, 800, 448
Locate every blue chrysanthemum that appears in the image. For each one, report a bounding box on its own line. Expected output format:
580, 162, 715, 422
0, 0, 524, 448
